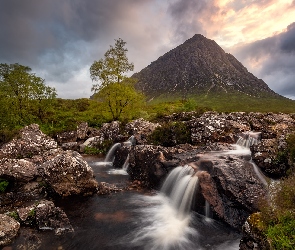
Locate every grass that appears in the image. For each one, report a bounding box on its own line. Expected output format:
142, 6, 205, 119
148, 91, 295, 114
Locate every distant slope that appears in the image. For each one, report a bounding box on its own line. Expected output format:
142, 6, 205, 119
132, 34, 280, 100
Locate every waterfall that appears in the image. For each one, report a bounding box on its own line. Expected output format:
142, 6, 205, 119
236, 131, 261, 148
161, 165, 199, 218
250, 160, 268, 187
104, 142, 121, 163
122, 154, 130, 171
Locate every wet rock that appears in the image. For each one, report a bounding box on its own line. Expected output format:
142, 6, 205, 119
197, 154, 267, 229
82, 121, 121, 149
0, 214, 20, 246
35, 200, 73, 235
97, 182, 123, 195
127, 145, 185, 188
0, 124, 58, 159
37, 150, 98, 196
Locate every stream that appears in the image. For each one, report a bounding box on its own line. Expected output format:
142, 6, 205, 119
9, 155, 241, 250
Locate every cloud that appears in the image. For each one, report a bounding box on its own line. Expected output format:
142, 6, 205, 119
229, 22, 295, 98
0, 0, 294, 99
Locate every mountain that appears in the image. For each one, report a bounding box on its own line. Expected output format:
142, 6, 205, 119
132, 34, 280, 100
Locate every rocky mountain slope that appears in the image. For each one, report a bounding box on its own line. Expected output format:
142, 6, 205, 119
133, 34, 279, 99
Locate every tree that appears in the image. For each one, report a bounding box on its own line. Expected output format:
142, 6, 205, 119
90, 38, 134, 92
0, 63, 57, 127
90, 39, 145, 121
94, 78, 144, 120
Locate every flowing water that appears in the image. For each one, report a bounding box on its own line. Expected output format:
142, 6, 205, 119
9, 155, 241, 250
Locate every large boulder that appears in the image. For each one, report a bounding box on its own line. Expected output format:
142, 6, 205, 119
0, 124, 58, 159
197, 153, 267, 229
126, 144, 197, 189
37, 150, 98, 196
15, 200, 74, 235
0, 214, 20, 246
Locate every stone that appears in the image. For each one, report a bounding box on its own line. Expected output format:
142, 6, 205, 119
38, 150, 98, 196
77, 122, 88, 140
0, 124, 58, 159
0, 158, 37, 183
56, 131, 77, 144
0, 214, 20, 246
35, 200, 74, 235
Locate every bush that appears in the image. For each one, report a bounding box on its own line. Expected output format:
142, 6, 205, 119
259, 174, 295, 249
148, 121, 191, 146
0, 178, 9, 193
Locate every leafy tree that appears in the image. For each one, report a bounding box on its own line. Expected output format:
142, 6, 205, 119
90, 38, 134, 92
0, 63, 56, 127
90, 39, 145, 121
94, 78, 144, 121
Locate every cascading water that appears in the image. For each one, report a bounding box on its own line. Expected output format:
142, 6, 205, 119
105, 142, 121, 164
236, 131, 268, 187
106, 136, 135, 175
125, 165, 201, 250
161, 165, 199, 218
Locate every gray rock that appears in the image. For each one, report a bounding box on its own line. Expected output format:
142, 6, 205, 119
0, 214, 20, 246
77, 122, 88, 140
35, 200, 74, 235
38, 150, 98, 196
0, 158, 37, 183
0, 124, 58, 159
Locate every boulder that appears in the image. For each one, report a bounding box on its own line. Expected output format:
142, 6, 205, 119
56, 131, 77, 144
0, 158, 37, 183
124, 118, 160, 144
77, 122, 88, 140
37, 150, 98, 196
0, 214, 20, 246
35, 200, 74, 235
197, 153, 267, 229
83, 121, 121, 149
0, 124, 58, 159
127, 145, 192, 188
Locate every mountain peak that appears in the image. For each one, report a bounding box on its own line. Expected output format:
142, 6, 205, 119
133, 34, 279, 99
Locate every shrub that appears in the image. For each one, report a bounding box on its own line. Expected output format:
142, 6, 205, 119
259, 174, 295, 249
0, 178, 9, 193
148, 121, 192, 146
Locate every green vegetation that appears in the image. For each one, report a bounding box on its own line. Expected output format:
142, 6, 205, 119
90, 38, 144, 121
258, 173, 295, 249
7, 211, 20, 221
148, 121, 192, 146
0, 178, 9, 193
149, 91, 295, 114
0, 63, 57, 128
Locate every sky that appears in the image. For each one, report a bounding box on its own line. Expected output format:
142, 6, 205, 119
0, 0, 294, 99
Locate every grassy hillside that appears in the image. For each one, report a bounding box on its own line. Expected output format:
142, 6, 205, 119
148, 92, 295, 114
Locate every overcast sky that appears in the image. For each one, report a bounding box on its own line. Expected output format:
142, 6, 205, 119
0, 0, 294, 99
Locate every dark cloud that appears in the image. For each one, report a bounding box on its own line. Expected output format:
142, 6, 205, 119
230, 22, 295, 99
280, 22, 295, 53
167, 0, 208, 43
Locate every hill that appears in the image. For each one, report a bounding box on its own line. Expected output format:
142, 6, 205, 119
132, 34, 281, 101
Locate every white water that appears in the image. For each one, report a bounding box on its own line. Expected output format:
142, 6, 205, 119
127, 194, 199, 250
105, 142, 121, 163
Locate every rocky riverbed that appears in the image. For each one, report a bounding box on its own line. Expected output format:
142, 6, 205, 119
1, 111, 294, 249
